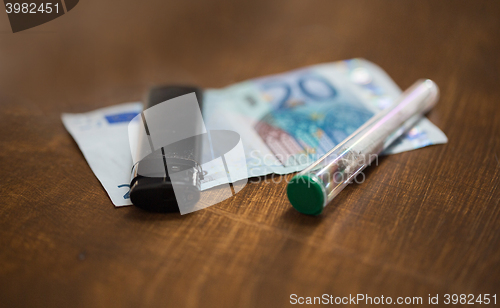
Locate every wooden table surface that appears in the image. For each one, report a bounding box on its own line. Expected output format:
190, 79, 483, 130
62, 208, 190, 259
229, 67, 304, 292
1, 1, 499, 307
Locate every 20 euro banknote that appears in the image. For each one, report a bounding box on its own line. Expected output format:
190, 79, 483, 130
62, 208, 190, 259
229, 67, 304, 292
202, 58, 447, 182
62, 58, 447, 206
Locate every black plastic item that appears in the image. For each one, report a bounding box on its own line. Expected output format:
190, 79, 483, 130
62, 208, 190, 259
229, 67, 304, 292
129, 86, 203, 212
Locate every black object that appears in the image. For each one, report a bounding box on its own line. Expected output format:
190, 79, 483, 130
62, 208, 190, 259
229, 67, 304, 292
129, 86, 203, 212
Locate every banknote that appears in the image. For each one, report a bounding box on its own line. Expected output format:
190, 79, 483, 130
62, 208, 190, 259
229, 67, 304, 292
62, 103, 142, 206
202, 58, 448, 181
62, 58, 447, 206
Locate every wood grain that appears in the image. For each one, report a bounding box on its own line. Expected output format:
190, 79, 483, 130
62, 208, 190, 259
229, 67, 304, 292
1, 0, 499, 307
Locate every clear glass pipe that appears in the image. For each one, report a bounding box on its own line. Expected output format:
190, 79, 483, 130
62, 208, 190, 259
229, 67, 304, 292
287, 79, 440, 215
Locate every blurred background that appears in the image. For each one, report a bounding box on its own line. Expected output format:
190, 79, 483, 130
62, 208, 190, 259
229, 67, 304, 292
1, 0, 497, 113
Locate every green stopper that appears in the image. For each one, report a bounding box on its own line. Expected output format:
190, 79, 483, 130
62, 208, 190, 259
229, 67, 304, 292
287, 174, 325, 215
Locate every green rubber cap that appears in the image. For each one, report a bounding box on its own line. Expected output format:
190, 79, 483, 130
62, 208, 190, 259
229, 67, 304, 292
287, 174, 325, 215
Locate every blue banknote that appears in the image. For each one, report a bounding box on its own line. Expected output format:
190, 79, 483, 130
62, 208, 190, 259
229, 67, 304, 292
62, 59, 448, 206
203, 58, 447, 181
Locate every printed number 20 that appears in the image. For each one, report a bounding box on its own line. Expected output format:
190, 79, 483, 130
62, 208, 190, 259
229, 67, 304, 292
262, 75, 337, 109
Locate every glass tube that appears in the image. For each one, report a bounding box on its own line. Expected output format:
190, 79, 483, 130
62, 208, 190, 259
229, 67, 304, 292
287, 79, 439, 215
